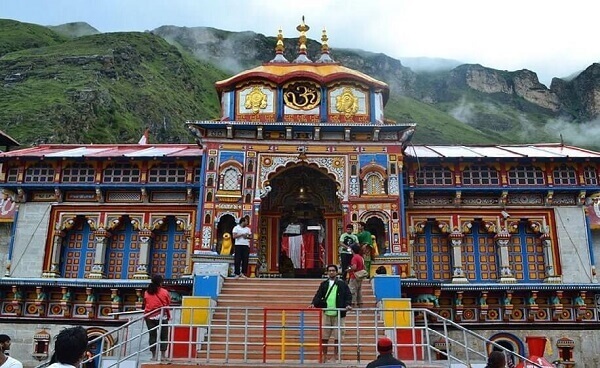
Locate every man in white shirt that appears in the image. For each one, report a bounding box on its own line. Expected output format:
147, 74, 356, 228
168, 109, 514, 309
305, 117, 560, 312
0, 335, 22, 368
232, 217, 252, 279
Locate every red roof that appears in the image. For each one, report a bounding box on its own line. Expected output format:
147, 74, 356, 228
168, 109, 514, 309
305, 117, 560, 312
0, 144, 203, 159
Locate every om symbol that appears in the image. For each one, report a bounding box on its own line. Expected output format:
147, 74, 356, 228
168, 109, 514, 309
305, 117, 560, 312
283, 82, 321, 110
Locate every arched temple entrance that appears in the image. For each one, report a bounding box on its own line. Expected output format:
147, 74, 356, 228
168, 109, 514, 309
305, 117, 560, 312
259, 164, 342, 277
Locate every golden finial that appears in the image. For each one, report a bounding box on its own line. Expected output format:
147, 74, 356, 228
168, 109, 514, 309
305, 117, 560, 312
269, 28, 289, 63
321, 29, 329, 54
275, 28, 284, 54
294, 16, 312, 63
316, 28, 335, 63
296, 16, 310, 55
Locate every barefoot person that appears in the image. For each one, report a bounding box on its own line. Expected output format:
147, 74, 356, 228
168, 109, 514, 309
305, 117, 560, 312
232, 217, 252, 278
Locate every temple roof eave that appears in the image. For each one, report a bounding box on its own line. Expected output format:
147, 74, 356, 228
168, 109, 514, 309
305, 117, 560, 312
215, 64, 390, 103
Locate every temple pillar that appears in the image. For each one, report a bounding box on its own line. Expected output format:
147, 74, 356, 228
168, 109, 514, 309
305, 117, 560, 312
87, 227, 111, 279
44, 230, 66, 278
541, 232, 561, 283
133, 228, 153, 279
449, 229, 468, 283
495, 227, 516, 283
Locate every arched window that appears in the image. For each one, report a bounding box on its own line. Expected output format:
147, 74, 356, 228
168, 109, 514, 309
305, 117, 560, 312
244, 193, 252, 203
552, 164, 577, 185
416, 166, 453, 186
148, 163, 186, 183
462, 165, 499, 186
509, 221, 546, 281
24, 163, 55, 183
208, 158, 215, 171
103, 163, 140, 183
584, 166, 598, 185
62, 163, 95, 183
151, 216, 187, 278
246, 177, 253, 188
221, 167, 240, 190
507, 165, 545, 185
207, 177, 214, 187
60, 216, 95, 278
206, 191, 213, 202
106, 216, 140, 279
462, 222, 498, 281
363, 172, 385, 195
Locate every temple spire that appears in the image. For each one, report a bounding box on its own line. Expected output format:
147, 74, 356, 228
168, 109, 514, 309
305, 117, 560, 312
269, 28, 289, 63
316, 28, 335, 63
293, 16, 312, 63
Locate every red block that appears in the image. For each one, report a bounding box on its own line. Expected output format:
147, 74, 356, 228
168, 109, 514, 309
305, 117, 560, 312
171, 326, 198, 359
396, 329, 423, 360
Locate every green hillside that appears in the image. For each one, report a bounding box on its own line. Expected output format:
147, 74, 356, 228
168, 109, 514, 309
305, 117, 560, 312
47, 22, 101, 38
0, 30, 227, 144
0, 18, 67, 56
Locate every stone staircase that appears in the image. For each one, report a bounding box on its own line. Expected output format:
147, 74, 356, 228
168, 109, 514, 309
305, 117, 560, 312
197, 277, 383, 366
138, 277, 450, 368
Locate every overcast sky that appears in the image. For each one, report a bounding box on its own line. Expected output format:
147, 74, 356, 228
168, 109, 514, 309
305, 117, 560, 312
3, 0, 599, 85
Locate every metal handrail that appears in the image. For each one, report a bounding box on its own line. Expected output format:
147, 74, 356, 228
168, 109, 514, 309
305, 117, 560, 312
71, 305, 545, 368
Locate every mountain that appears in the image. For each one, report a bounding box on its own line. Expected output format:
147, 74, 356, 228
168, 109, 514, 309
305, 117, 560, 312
0, 20, 599, 149
0, 21, 226, 144
47, 22, 100, 38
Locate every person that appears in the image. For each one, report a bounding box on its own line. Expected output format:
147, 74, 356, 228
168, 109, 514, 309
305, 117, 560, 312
232, 217, 252, 279
356, 222, 373, 277
0, 335, 22, 368
485, 350, 506, 368
310, 264, 352, 363
348, 244, 365, 308
365, 336, 406, 368
338, 224, 358, 282
47, 326, 88, 368
144, 274, 172, 361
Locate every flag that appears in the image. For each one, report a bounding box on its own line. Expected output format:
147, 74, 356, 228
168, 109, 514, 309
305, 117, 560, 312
138, 129, 149, 145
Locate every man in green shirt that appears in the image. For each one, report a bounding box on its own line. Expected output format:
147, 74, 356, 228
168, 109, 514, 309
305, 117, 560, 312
338, 224, 358, 282
310, 265, 352, 363
356, 222, 373, 277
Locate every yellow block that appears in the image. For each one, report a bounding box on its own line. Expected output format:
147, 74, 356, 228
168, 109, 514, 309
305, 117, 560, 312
382, 298, 413, 327
181, 297, 211, 325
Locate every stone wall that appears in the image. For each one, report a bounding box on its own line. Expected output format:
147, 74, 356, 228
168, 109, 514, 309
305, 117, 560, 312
0, 222, 12, 276
555, 206, 596, 283
8, 203, 51, 277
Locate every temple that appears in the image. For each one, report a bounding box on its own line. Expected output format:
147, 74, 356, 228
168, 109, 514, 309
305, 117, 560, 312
0, 18, 599, 367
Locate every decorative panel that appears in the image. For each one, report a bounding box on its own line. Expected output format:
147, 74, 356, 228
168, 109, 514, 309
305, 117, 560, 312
151, 216, 188, 278
61, 219, 95, 278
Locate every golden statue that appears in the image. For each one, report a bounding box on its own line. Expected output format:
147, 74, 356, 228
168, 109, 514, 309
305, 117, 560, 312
220, 232, 233, 256
335, 87, 359, 118
371, 234, 379, 257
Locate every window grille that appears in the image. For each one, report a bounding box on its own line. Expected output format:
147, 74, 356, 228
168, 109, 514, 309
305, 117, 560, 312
552, 164, 577, 185
507, 165, 545, 185
148, 163, 186, 183
24, 163, 55, 183
416, 166, 453, 186
103, 163, 140, 183
222, 168, 240, 190
62, 163, 95, 183
6, 167, 19, 183
583, 166, 598, 186
364, 173, 384, 195
462, 165, 500, 185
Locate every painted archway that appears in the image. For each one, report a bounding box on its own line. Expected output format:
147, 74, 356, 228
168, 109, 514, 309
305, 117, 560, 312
257, 163, 343, 277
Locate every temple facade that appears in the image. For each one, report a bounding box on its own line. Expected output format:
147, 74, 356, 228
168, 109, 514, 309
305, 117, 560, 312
1, 19, 600, 367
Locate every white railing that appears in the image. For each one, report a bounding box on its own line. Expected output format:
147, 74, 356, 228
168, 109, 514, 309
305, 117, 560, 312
61, 306, 546, 368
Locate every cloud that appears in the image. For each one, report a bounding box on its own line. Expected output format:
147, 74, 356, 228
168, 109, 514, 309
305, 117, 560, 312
544, 118, 600, 148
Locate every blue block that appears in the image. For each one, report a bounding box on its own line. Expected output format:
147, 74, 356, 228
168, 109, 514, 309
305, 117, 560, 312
372, 275, 401, 301
193, 275, 220, 299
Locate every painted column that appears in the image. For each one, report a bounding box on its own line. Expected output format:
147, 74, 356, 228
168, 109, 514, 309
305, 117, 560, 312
45, 230, 65, 278
495, 227, 516, 283
449, 229, 468, 283
87, 227, 110, 279
133, 228, 153, 279
540, 232, 561, 283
